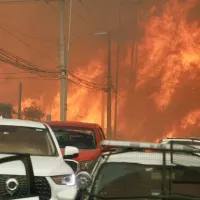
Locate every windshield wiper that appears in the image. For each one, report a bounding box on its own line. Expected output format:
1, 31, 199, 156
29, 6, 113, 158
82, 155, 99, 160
88, 194, 200, 200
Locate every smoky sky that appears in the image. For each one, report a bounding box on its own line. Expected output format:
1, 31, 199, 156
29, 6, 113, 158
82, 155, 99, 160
0, 0, 200, 141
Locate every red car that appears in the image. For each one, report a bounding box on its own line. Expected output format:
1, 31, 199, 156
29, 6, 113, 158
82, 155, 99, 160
46, 121, 106, 172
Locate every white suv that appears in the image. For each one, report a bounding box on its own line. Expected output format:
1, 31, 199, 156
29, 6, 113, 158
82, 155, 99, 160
0, 118, 79, 200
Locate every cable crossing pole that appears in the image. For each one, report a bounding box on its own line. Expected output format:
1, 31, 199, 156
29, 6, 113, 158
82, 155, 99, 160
65, 0, 73, 120
60, 0, 66, 121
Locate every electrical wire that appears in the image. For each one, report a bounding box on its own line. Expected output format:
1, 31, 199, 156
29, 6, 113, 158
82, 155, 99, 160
0, 47, 113, 92
0, 27, 110, 91
0, 76, 57, 80
0, 0, 59, 4
0, 25, 56, 62
1, 23, 58, 43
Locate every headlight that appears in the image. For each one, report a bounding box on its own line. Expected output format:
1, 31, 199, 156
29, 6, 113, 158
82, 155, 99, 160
51, 174, 75, 186
80, 160, 94, 171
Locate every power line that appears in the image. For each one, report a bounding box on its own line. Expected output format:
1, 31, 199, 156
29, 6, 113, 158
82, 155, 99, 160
0, 77, 57, 80
0, 0, 59, 4
0, 47, 111, 92
0, 25, 57, 62
44, 0, 58, 12
1, 23, 58, 43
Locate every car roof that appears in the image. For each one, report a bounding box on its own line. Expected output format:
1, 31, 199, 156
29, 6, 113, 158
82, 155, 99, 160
99, 151, 200, 167
160, 138, 200, 143
45, 121, 100, 129
0, 118, 46, 129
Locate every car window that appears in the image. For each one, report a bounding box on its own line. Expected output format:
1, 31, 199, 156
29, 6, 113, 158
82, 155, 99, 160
0, 125, 57, 156
50, 126, 96, 149
91, 163, 200, 199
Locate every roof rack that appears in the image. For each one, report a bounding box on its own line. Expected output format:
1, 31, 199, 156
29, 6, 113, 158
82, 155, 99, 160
101, 140, 200, 153
165, 137, 200, 141
99, 140, 200, 199
160, 138, 200, 144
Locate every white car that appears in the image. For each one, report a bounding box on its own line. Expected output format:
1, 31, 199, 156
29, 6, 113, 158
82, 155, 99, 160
76, 140, 200, 200
0, 118, 80, 200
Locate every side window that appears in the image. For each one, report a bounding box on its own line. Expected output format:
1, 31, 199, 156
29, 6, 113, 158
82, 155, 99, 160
99, 128, 106, 140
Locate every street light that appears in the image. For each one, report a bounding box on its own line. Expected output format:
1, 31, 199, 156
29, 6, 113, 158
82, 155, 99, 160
113, 0, 141, 138
92, 32, 112, 139
69, 31, 112, 139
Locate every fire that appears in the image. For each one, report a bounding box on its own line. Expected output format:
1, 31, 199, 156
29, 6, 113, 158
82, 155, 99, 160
137, 0, 200, 110
50, 59, 105, 124
134, 0, 200, 141
20, 0, 200, 141
181, 110, 200, 129
155, 131, 174, 143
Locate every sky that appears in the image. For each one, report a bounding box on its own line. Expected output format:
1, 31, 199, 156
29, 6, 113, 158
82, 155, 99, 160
0, 0, 200, 141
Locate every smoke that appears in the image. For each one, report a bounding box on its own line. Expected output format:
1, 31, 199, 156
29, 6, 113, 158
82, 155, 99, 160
118, 0, 200, 141
0, 0, 200, 141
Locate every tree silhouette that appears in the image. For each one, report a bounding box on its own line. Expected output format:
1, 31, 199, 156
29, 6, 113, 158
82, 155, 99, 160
22, 102, 45, 121
0, 103, 16, 118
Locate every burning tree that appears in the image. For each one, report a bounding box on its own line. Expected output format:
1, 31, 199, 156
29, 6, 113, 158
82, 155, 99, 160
0, 103, 16, 119
22, 101, 45, 121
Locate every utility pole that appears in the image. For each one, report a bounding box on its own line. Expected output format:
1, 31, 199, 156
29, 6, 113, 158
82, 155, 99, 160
17, 81, 22, 119
107, 33, 112, 139
114, 4, 121, 139
60, 0, 66, 121
114, 43, 119, 140
65, 0, 73, 120
101, 91, 105, 129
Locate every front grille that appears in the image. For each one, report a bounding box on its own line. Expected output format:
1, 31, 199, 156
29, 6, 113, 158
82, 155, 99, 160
65, 160, 78, 173
0, 175, 51, 200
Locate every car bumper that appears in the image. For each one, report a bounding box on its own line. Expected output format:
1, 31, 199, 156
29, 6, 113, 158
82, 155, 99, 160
47, 177, 78, 200
54, 186, 77, 200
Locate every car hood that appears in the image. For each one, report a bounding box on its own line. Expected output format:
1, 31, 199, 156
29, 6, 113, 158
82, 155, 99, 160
0, 154, 73, 176
61, 148, 101, 162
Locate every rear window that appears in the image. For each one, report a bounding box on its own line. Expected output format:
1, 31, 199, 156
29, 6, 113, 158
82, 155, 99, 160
50, 126, 96, 150
91, 163, 200, 199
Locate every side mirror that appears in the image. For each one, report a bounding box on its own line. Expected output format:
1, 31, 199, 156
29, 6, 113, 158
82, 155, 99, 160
63, 146, 79, 159
76, 171, 92, 190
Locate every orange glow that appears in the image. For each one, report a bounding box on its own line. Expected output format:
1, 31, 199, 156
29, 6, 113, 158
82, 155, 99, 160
19, 0, 200, 142
51, 59, 105, 124
155, 131, 174, 143
137, 0, 200, 110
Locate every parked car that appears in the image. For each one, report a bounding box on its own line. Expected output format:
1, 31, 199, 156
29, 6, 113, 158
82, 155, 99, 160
77, 140, 200, 200
0, 118, 79, 200
46, 121, 107, 172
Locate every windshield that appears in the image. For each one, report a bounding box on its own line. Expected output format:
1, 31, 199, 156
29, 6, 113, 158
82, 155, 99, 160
91, 163, 200, 199
0, 125, 57, 156
50, 126, 96, 149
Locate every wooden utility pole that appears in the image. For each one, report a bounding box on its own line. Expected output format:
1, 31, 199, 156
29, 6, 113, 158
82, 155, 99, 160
60, 0, 66, 121
65, 0, 73, 120
18, 81, 22, 119
101, 91, 105, 129
114, 4, 121, 139
107, 33, 112, 139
